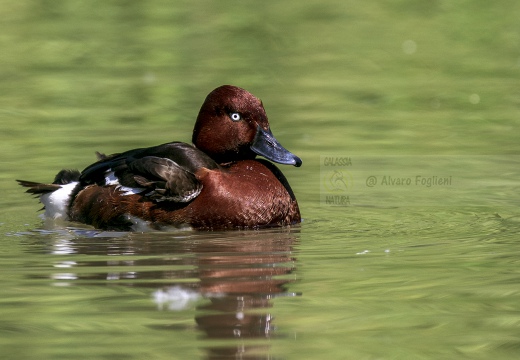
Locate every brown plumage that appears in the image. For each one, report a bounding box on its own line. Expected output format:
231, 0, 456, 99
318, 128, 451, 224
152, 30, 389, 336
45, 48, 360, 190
17, 85, 302, 231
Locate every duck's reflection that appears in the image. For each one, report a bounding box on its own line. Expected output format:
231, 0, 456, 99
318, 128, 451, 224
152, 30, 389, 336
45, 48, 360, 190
193, 236, 298, 345
30, 227, 300, 359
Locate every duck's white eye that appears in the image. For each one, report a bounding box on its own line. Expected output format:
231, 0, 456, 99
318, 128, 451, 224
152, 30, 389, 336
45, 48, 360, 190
229, 112, 241, 121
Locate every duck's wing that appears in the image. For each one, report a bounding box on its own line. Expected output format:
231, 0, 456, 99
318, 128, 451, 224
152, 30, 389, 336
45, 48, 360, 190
80, 142, 219, 202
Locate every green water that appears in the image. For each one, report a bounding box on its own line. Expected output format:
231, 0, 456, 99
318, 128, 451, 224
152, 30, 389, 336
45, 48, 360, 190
1, 1, 520, 359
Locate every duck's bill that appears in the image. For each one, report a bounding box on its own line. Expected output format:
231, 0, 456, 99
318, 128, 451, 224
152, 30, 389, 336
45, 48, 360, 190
250, 125, 302, 167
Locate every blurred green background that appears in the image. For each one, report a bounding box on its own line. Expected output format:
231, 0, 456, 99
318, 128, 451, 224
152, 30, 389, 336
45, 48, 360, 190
2, 1, 519, 164
3, 0, 519, 210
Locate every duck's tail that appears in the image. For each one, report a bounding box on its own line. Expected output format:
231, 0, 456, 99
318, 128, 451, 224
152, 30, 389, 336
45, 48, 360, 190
16, 180, 62, 195
17, 169, 81, 220
17, 169, 81, 192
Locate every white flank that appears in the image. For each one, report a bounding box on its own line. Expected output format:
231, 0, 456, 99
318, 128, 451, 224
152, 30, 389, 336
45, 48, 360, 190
125, 215, 154, 232
105, 170, 145, 195
124, 214, 193, 232
40, 182, 79, 220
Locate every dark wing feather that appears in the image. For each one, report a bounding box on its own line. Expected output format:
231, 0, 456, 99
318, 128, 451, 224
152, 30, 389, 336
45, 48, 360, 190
129, 156, 202, 202
79, 142, 219, 203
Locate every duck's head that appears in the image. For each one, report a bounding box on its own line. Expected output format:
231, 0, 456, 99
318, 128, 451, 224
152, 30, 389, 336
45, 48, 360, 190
192, 85, 302, 167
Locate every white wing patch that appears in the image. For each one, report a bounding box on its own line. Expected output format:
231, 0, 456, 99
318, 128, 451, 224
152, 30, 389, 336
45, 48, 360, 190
105, 170, 145, 196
